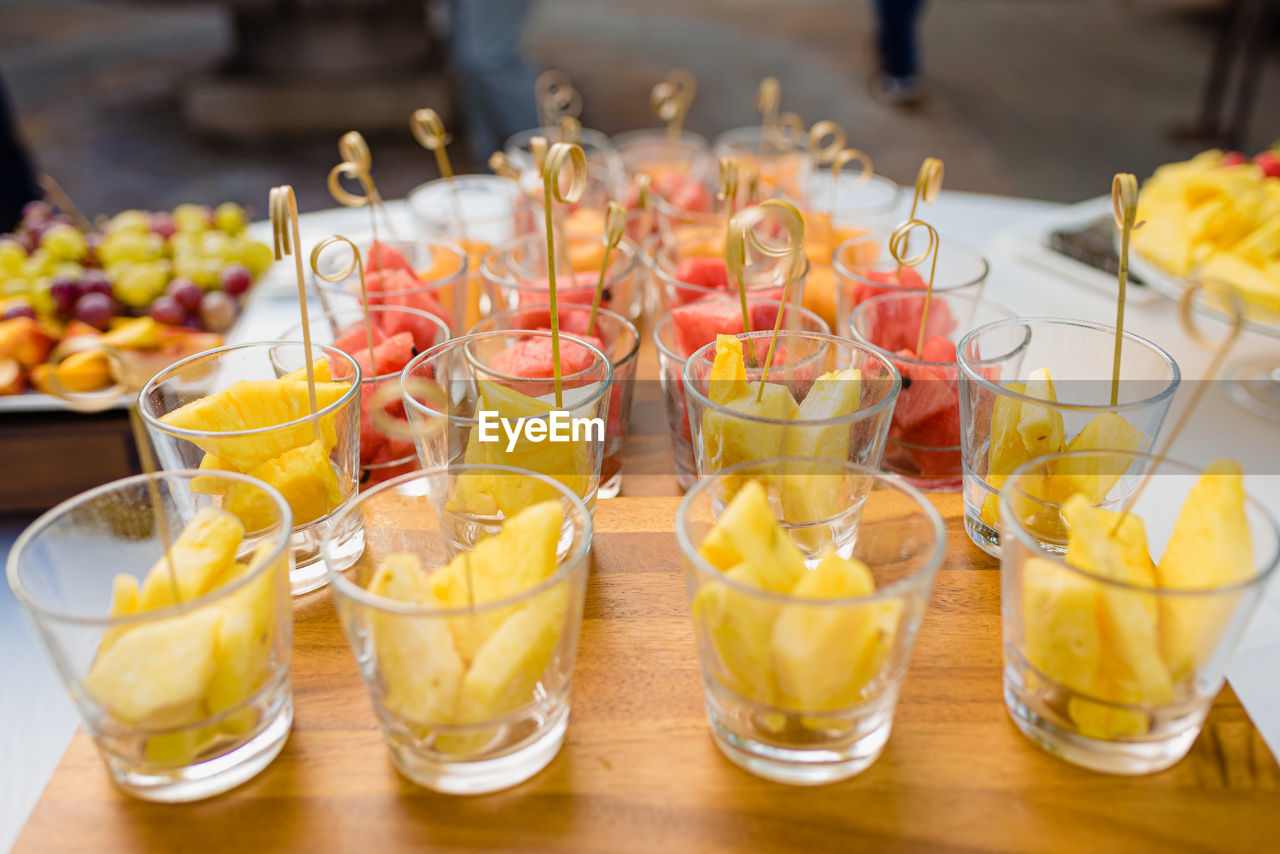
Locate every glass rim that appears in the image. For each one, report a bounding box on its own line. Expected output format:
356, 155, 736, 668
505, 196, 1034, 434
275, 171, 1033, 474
612, 127, 711, 151
279, 304, 452, 385
401, 330, 615, 425
792, 172, 901, 215
999, 449, 1280, 597
6, 469, 293, 626
469, 304, 641, 371
651, 248, 812, 298
405, 175, 523, 227
311, 235, 469, 296
138, 340, 362, 439
682, 331, 901, 426
675, 456, 947, 605
479, 232, 640, 292
321, 464, 593, 617
955, 316, 1183, 412
848, 290, 1016, 367
832, 235, 990, 286
713, 125, 810, 155
651, 299, 830, 363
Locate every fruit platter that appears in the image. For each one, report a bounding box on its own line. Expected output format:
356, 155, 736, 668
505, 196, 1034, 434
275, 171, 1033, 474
0, 200, 274, 410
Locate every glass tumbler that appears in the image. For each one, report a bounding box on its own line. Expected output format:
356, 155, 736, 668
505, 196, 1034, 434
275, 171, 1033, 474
139, 341, 363, 595
323, 465, 592, 794
1000, 450, 1279, 774
676, 456, 945, 784
479, 231, 643, 323
6, 470, 294, 801
957, 318, 1181, 556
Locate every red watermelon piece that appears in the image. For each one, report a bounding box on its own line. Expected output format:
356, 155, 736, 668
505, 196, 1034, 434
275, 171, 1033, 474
674, 256, 729, 290
334, 331, 416, 380
367, 241, 414, 276
515, 271, 602, 309
891, 348, 957, 432
379, 306, 443, 351
668, 180, 712, 213
670, 296, 800, 358
490, 335, 599, 380
333, 321, 386, 357
920, 335, 957, 364
864, 296, 956, 354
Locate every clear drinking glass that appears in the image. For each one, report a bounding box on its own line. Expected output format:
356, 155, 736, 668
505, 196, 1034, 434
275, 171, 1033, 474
310, 234, 465, 335
613, 129, 714, 186
676, 456, 945, 784
654, 300, 829, 491
956, 318, 1181, 556
504, 125, 625, 198
469, 305, 639, 499
834, 237, 988, 344
683, 332, 900, 480
999, 449, 1280, 774
406, 174, 524, 330
323, 465, 592, 794
850, 292, 1015, 491
279, 305, 451, 488
6, 470, 294, 801
652, 229, 808, 311
399, 330, 613, 516
138, 341, 363, 595
479, 231, 643, 323
713, 126, 812, 202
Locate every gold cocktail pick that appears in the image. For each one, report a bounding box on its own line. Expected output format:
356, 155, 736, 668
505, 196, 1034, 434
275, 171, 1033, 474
719, 156, 740, 220
556, 115, 582, 144
826, 148, 874, 256
537, 141, 588, 408
1110, 173, 1144, 407
807, 121, 846, 167
725, 200, 806, 359
38, 174, 92, 233
586, 201, 627, 336
757, 77, 780, 154
488, 151, 520, 180
741, 201, 805, 400
310, 236, 376, 361
889, 157, 944, 358
532, 135, 574, 279
651, 68, 697, 140
270, 185, 320, 439
535, 70, 582, 129
1110, 281, 1245, 533
410, 108, 455, 179
741, 165, 760, 206
334, 131, 398, 243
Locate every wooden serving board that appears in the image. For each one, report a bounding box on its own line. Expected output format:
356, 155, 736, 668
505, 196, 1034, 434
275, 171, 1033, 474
14, 352, 1280, 854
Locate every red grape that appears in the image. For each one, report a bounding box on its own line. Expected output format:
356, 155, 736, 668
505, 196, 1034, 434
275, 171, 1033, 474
80, 270, 112, 298
21, 201, 51, 223
50, 277, 82, 316
219, 263, 252, 296
199, 290, 237, 332
3, 304, 36, 321
167, 277, 203, 310
74, 292, 116, 330
150, 213, 177, 240
149, 296, 186, 325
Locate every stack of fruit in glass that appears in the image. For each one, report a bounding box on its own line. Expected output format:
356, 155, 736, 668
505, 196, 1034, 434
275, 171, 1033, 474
322, 465, 591, 794
470, 304, 638, 498
677, 457, 944, 784
851, 292, 1015, 491
613, 128, 715, 232
683, 331, 900, 483
311, 238, 462, 335
792, 168, 899, 332
651, 222, 807, 311
139, 341, 363, 595
280, 304, 450, 487
6, 469, 294, 801
956, 317, 1181, 556
406, 174, 524, 330
713, 125, 811, 204
400, 329, 613, 516
503, 127, 627, 233
479, 231, 642, 323
833, 237, 989, 339
999, 450, 1278, 774
655, 297, 828, 489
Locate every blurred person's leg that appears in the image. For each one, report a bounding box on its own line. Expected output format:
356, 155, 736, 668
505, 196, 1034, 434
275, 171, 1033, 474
872, 0, 926, 107
0, 78, 40, 232
448, 0, 540, 166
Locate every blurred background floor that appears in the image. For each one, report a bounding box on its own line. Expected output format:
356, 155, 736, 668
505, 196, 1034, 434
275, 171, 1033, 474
0, 0, 1277, 217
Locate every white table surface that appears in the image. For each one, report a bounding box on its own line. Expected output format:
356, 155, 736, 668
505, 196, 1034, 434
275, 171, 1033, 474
2, 190, 1277, 851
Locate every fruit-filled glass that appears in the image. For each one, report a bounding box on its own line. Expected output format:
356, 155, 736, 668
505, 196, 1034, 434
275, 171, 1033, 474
6, 470, 295, 801
322, 465, 592, 794
676, 457, 945, 784
652, 228, 809, 312
712, 126, 812, 203
138, 340, 363, 595
999, 449, 1279, 774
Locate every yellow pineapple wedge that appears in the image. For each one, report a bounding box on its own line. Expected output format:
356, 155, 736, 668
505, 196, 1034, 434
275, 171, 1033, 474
699, 337, 797, 486
779, 368, 862, 547
137, 508, 244, 610
1046, 413, 1144, 503
99, 574, 141, 654
1156, 459, 1255, 680
227, 439, 344, 530
691, 561, 779, 705
281, 358, 333, 383
698, 479, 806, 594
980, 380, 1026, 529
1021, 556, 1102, 698
159, 378, 350, 471
368, 553, 465, 728
707, 334, 747, 404
770, 550, 897, 712
190, 453, 238, 496
1017, 367, 1066, 459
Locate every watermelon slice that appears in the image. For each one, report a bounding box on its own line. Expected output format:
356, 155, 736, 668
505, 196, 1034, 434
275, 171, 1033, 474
668, 180, 712, 213
379, 306, 443, 351
920, 335, 957, 363
515, 271, 603, 309
333, 331, 416, 381
333, 321, 386, 356
891, 348, 957, 432
670, 296, 800, 358
489, 335, 599, 380
863, 295, 956, 353
366, 241, 414, 276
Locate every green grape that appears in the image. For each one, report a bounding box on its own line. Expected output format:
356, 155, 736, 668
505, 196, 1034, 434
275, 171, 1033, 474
53, 261, 85, 281
197, 257, 224, 289
200, 230, 233, 261
0, 240, 26, 275
214, 202, 246, 235
239, 239, 274, 276
114, 262, 168, 307
20, 249, 54, 279
41, 224, 88, 261
169, 231, 200, 257
27, 277, 54, 317
108, 210, 151, 234
173, 203, 212, 233
100, 231, 154, 265
1, 276, 31, 297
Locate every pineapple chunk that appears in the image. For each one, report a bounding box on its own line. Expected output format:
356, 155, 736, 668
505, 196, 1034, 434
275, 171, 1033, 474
1157, 459, 1255, 679
159, 378, 350, 471
700, 382, 798, 479
1017, 367, 1066, 459
368, 553, 465, 727
281, 358, 333, 383
206, 542, 286, 719
137, 508, 244, 610
708, 334, 748, 404
691, 562, 779, 705
191, 453, 238, 496
697, 479, 806, 593
84, 608, 221, 725
771, 551, 894, 711
1047, 413, 1144, 503
99, 573, 141, 654
227, 439, 344, 530
780, 369, 862, 540
1022, 556, 1102, 697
